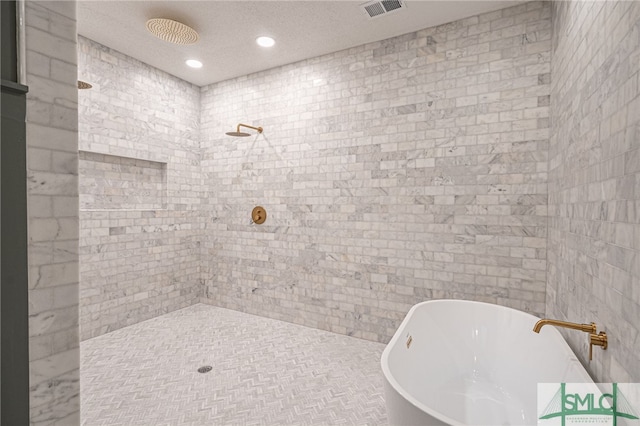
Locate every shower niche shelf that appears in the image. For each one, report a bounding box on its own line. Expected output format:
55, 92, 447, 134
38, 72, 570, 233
79, 151, 167, 211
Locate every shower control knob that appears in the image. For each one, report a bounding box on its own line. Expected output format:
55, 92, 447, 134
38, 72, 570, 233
252, 206, 267, 224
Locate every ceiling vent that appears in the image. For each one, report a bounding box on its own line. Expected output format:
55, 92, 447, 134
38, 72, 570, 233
361, 0, 406, 19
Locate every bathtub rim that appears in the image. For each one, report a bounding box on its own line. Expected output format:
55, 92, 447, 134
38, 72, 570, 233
382, 299, 469, 426
380, 299, 588, 426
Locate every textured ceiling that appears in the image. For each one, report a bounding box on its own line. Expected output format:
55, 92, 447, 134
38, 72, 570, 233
77, 1, 521, 87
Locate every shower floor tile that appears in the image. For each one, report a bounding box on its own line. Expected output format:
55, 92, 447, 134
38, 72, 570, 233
80, 304, 387, 425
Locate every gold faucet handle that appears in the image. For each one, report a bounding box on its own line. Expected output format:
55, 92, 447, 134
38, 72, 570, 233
589, 331, 607, 361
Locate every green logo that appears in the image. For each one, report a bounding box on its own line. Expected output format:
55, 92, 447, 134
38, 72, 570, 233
539, 383, 639, 426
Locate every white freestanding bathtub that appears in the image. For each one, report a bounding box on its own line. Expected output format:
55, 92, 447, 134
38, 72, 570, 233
381, 300, 594, 425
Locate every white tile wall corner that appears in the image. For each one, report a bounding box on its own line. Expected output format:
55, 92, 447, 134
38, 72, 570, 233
77, 37, 203, 340
548, 0, 640, 382
24, 1, 80, 424
200, 2, 552, 343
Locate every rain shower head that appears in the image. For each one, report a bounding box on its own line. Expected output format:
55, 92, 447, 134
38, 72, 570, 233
226, 123, 263, 137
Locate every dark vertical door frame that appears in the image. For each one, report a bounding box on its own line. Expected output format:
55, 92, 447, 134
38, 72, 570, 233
1, 0, 31, 424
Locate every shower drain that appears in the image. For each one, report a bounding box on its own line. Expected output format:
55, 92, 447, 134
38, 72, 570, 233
197, 365, 213, 374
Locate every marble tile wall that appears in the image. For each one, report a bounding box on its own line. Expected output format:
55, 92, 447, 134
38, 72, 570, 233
24, 1, 80, 424
548, 0, 640, 382
200, 2, 552, 342
25, 4, 638, 420
77, 37, 203, 340
79, 151, 167, 210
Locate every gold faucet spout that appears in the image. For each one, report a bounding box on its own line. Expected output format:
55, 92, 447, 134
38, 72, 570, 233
533, 319, 596, 334
533, 318, 607, 361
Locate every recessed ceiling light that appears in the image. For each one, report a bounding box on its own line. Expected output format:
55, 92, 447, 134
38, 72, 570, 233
256, 36, 275, 48
185, 59, 203, 69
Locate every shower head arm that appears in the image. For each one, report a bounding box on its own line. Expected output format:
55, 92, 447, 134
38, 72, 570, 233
237, 123, 263, 134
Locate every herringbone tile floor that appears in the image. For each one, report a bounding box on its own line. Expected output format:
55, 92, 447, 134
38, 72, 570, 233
80, 304, 387, 425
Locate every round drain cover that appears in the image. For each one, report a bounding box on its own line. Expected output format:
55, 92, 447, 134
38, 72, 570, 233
197, 365, 213, 374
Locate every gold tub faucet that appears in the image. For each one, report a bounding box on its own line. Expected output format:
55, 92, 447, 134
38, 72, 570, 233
533, 319, 595, 333
533, 319, 607, 361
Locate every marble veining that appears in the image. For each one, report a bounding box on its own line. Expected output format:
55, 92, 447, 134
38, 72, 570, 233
547, 0, 640, 382
26, 1, 81, 424
78, 36, 202, 341
200, 1, 552, 343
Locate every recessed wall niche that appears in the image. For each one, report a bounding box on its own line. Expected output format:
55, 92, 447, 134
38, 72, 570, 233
79, 151, 167, 210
